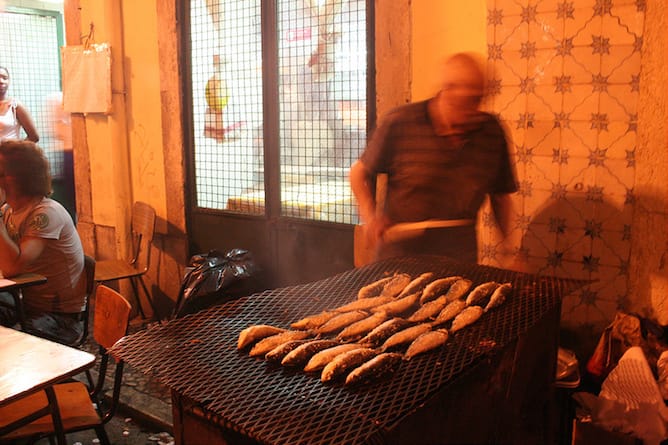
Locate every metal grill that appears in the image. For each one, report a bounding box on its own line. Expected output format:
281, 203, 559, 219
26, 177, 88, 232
111, 256, 586, 445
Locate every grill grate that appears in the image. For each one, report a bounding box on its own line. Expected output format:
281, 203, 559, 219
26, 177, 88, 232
110, 256, 586, 445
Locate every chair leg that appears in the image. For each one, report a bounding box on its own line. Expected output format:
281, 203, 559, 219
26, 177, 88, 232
137, 276, 158, 317
128, 278, 147, 319
94, 425, 111, 445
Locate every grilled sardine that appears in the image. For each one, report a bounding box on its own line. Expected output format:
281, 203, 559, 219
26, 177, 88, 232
443, 278, 473, 302
357, 276, 394, 299
358, 318, 414, 348
265, 339, 309, 363
381, 323, 432, 351
336, 311, 389, 342
321, 347, 377, 382
249, 330, 313, 357
334, 295, 393, 313
484, 282, 512, 312
420, 276, 463, 304
281, 339, 341, 367
379, 273, 412, 298
465, 281, 501, 306
304, 343, 362, 372
405, 329, 449, 359
317, 310, 369, 335
397, 272, 434, 299
290, 311, 339, 330
450, 306, 484, 332
408, 295, 449, 322
433, 299, 467, 326
238, 324, 286, 350
345, 352, 403, 386
372, 291, 421, 317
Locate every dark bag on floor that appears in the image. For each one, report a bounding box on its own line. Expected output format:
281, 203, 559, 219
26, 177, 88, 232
172, 248, 257, 318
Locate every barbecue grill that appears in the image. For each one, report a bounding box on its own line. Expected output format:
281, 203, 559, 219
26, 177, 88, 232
110, 255, 587, 445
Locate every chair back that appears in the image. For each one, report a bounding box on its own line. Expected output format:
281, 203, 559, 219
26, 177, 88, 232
74, 255, 96, 346
93, 285, 132, 349
129, 201, 156, 274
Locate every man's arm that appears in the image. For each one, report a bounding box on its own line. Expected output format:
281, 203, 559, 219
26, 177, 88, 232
349, 160, 375, 225
490, 193, 515, 238
15, 103, 40, 142
0, 224, 47, 276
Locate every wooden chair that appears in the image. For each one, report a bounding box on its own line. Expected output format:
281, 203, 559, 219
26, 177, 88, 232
0, 285, 132, 445
94, 201, 156, 319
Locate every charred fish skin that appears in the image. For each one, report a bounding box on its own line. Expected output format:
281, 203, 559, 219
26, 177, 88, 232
405, 329, 449, 359
281, 339, 341, 367
358, 317, 414, 348
381, 323, 433, 352
484, 282, 512, 312
420, 276, 463, 304
238, 325, 286, 350
450, 306, 484, 332
316, 310, 369, 335
379, 273, 412, 298
372, 291, 421, 317
407, 295, 449, 323
304, 343, 361, 372
345, 353, 404, 386
443, 278, 473, 302
432, 299, 467, 326
321, 347, 377, 383
397, 272, 434, 299
465, 281, 501, 306
290, 311, 339, 330
357, 276, 393, 299
336, 311, 389, 343
249, 330, 313, 357
265, 339, 309, 363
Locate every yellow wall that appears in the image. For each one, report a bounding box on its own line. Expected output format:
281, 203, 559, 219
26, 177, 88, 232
411, 0, 487, 100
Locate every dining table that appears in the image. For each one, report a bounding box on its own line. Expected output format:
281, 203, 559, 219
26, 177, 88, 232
0, 325, 96, 444
0, 272, 48, 327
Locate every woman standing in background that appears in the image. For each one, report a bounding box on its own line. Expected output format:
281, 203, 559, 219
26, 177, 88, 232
0, 66, 39, 142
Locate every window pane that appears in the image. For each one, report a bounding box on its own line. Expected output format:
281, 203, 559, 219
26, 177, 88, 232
277, 0, 366, 224
190, 0, 264, 213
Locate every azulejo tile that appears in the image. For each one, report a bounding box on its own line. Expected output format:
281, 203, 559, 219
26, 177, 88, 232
562, 48, 601, 84
601, 45, 641, 84
531, 11, 565, 47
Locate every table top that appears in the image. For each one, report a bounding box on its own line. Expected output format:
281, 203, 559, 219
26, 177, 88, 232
0, 273, 47, 292
0, 326, 95, 405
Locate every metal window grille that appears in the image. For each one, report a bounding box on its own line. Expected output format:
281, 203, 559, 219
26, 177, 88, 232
0, 8, 64, 177
189, 0, 368, 224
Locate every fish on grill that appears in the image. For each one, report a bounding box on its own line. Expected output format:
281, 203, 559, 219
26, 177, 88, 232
249, 330, 313, 357
265, 339, 310, 363
358, 317, 414, 348
420, 276, 463, 304
443, 278, 473, 302
345, 352, 403, 386
321, 347, 377, 382
405, 329, 449, 359
357, 276, 394, 299
407, 295, 450, 322
378, 273, 412, 298
381, 323, 433, 351
484, 282, 512, 312
336, 311, 389, 342
450, 306, 484, 332
372, 291, 421, 317
304, 343, 362, 372
465, 281, 501, 306
432, 299, 467, 326
317, 310, 370, 335
281, 339, 341, 367
396, 272, 434, 298
290, 311, 339, 330
238, 325, 286, 350
334, 295, 393, 313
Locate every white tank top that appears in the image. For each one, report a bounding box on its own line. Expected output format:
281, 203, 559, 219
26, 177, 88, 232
0, 98, 20, 141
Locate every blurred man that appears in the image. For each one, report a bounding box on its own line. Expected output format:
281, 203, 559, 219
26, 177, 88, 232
350, 52, 517, 263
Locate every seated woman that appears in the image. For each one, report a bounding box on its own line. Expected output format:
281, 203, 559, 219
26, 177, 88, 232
0, 140, 85, 346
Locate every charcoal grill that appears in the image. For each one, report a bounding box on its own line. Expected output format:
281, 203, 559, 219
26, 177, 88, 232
110, 255, 586, 445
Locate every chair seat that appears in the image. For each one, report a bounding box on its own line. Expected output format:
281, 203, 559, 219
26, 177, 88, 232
95, 259, 144, 282
0, 382, 100, 440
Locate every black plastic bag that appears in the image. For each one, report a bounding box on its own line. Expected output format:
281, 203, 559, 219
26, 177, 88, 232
172, 248, 257, 318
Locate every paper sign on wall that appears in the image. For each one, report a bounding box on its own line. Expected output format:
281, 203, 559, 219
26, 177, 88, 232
61, 43, 112, 114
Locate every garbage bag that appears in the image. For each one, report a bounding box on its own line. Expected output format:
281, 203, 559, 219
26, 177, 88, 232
172, 248, 257, 318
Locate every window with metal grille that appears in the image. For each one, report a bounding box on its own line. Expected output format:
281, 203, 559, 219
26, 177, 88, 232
0, 7, 64, 177
188, 0, 369, 224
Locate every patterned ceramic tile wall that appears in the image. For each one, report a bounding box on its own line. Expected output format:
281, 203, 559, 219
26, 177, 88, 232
480, 0, 645, 333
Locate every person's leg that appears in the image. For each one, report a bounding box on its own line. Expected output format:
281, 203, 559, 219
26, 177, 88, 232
23, 311, 84, 346
0, 292, 18, 327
